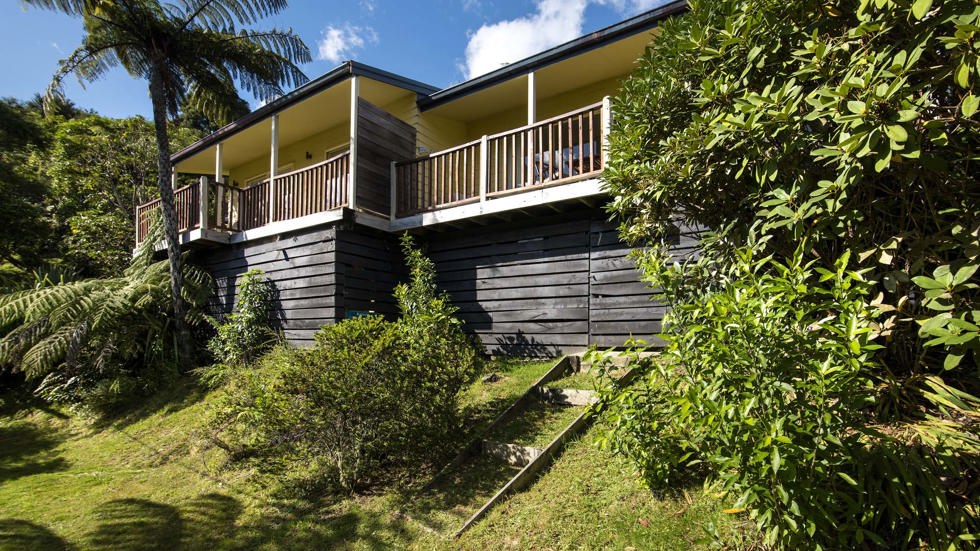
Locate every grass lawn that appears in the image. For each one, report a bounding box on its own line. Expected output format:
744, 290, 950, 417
0, 358, 735, 550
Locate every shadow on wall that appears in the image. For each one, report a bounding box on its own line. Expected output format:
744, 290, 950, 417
491, 330, 561, 358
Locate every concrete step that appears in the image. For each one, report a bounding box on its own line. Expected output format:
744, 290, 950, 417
576, 350, 657, 373
481, 440, 543, 468
534, 387, 596, 406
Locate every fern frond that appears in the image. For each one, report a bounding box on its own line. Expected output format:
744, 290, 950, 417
20, 324, 77, 379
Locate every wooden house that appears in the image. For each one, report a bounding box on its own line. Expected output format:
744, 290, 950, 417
135, 1, 695, 356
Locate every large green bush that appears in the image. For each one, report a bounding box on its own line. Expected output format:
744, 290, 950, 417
212, 234, 483, 492
598, 0, 979, 548
0, 221, 212, 409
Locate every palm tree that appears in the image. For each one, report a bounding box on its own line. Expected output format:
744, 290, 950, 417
24, 0, 310, 366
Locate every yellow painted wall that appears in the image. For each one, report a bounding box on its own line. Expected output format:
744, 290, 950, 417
536, 76, 621, 120
228, 123, 349, 186
465, 106, 527, 142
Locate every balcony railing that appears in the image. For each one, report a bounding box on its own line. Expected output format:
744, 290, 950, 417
393, 101, 606, 217
136, 151, 350, 245
135, 101, 608, 246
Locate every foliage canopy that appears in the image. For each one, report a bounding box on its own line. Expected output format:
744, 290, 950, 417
599, 0, 979, 548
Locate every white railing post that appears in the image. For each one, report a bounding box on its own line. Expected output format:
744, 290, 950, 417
479, 135, 488, 202
269, 114, 279, 222
198, 175, 209, 231
389, 161, 397, 220
601, 95, 611, 166
348, 76, 360, 211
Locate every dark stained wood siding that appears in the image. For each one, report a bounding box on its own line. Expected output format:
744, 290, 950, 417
356, 98, 416, 216
427, 217, 592, 357
198, 210, 696, 355
196, 226, 340, 346
423, 208, 692, 356
335, 224, 404, 319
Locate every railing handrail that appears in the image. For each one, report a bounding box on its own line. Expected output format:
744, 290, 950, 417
270, 150, 350, 181
394, 138, 482, 167
486, 101, 603, 141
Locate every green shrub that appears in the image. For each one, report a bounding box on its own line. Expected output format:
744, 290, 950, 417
599, 0, 980, 547
201, 268, 278, 386
597, 243, 979, 548
211, 234, 483, 492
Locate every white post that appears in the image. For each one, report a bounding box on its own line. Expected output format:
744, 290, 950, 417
389, 161, 397, 220
601, 95, 612, 167
348, 76, 360, 211
269, 114, 279, 222
198, 175, 208, 231
215, 142, 224, 183
527, 71, 536, 125
479, 135, 488, 202
214, 142, 224, 226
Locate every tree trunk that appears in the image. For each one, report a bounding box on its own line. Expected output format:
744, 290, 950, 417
148, 67, 193, 369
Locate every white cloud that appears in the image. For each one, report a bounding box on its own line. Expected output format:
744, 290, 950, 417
462, 0, 670, 79
462, 0, 482, 13
594, 0, 668, 14
360, 0, 375, 13
463, 0, 589, 79
317, 24, 378, 65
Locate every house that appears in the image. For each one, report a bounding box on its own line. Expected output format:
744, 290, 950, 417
136, 1, 696, 356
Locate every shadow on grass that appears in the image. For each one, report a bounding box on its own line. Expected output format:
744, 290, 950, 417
0, 422, 69, 484
0, 519, 75, 551
90, 376, 209, 431
402, 454, 519, 533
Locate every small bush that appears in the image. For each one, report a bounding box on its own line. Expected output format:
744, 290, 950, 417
212, 234, 483, 492
207, 268, 277, 366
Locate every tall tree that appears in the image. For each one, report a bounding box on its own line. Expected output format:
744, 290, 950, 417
0, 99, 51, 289
25, 0, 310, 365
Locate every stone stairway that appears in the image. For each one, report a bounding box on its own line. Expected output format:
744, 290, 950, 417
405, 350, 646, 537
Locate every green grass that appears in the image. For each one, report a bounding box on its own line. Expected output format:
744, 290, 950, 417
544, 369, 601, 390
0, 358, 736, 550
484, 400, 585, 448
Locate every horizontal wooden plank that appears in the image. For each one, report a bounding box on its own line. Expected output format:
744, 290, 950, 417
589, 320, 662, 335
440, 271, 584, 293
588, 306, 667, 321
466, 321, 589, 334
457, 307, 588, 324
455, 296, 590, 312
590, 281, 655, 297
447, 283, 588, 302
437, 258, 589, 283
590, 294, 661, 309
476, 332, 589, 347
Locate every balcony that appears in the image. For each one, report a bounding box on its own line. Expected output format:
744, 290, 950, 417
135, 101, 608, 246
393, 101, 605, 218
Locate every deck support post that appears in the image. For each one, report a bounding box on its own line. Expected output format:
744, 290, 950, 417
269, 114, 279, 222
479, 135, 488, 202
601, 96, 611, 166
348, 76, 360, 211
198, 175, 209, 231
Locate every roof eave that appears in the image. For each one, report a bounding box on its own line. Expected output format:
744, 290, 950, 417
418, 0, 687, 111
172, 61, 439, 164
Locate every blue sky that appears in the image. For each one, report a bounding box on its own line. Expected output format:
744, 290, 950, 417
2, 0, 668, 119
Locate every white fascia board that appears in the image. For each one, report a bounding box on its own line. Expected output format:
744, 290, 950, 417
388, 178, 604, 231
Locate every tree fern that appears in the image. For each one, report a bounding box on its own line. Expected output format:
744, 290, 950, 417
0, 220, 212, 403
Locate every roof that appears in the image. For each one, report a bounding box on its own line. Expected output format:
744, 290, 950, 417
172, 0, 687, 163
419, 0, 687, 110
172, 61, 439, 163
